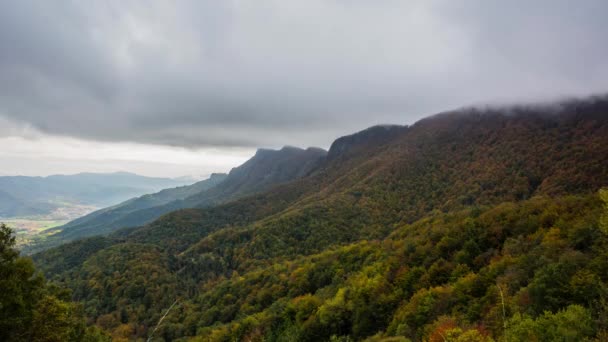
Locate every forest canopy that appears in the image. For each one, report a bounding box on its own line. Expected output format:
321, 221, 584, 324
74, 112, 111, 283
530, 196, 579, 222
22, 102, 608, 341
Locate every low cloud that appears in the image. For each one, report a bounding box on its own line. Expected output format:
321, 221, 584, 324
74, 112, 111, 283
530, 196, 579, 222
1, 0, 607, 150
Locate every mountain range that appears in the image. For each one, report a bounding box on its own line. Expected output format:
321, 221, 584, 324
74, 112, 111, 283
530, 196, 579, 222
26, 96, 608, 341
27, 146, 327, 253
0, 172, 193, 218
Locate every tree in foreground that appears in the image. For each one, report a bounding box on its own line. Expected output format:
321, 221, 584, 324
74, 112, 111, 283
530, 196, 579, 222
0, 223, 107, 342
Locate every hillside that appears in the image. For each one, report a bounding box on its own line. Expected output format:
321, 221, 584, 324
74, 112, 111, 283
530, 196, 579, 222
0, 189, 53, 217
33, 96, 608, 341
35, 173, 229, 249
28, 147, 327, 253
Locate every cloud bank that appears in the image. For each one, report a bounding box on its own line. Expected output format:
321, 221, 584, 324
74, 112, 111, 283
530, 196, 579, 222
1, 0, 607, 151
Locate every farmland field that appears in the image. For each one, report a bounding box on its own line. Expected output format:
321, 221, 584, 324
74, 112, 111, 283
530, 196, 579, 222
2, 203, 98, 247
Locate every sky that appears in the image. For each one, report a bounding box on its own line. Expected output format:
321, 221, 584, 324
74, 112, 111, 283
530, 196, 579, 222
1, 0, 607, 177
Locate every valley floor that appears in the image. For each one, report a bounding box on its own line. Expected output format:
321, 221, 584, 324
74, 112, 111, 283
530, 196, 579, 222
4, 203, 98, 248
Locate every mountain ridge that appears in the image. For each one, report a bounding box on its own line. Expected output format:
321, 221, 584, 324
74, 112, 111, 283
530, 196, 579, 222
27, 146, 327, 253
31, 95, 608, 341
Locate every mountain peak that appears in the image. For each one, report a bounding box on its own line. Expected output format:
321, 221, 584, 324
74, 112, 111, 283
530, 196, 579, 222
327, 124, 407, 160
209, 172, 227, 179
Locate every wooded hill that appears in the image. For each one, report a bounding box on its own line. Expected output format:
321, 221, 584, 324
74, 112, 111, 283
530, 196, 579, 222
28, 146, 326, 253
29, 96, 608, 341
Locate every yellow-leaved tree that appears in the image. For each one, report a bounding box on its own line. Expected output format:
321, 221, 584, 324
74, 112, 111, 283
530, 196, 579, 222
600, 188, 608, 234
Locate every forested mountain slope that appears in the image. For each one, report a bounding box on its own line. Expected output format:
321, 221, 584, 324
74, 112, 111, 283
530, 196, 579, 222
33, 96, 608, 341
177, 146, 327, 209
31, 147, 326, 253
37, 173, 228, 248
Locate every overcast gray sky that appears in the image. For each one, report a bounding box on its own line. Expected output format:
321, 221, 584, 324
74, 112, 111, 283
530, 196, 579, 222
1, 0, 607, 177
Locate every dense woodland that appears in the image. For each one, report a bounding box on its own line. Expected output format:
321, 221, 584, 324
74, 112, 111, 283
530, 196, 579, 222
3, 97, 608, 341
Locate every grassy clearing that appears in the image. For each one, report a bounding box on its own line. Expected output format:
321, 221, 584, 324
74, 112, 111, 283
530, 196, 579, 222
6, 219, 66, 233
5, 219, 68, 247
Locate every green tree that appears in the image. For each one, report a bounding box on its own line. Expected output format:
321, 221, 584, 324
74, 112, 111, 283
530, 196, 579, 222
600, 188, 608, 234
0, 223, 107, 341
0, 223, 44, 340
507, 305, 595, 342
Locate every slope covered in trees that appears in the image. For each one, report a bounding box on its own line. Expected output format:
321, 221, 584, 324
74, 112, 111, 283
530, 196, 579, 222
59, 173, 228, 234
30, 147, 326, 253
25, 173, 228, 254
33, 96, 608, 341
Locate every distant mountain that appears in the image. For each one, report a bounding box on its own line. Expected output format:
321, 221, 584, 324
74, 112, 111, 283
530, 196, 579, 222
30, 146, 327, 251
0, 189, 53, 217
178, 146, 327, 208
326, 124, 406, 161
33, 95, 608, 341
0, 172, 193, 218
47, 173, 228, 241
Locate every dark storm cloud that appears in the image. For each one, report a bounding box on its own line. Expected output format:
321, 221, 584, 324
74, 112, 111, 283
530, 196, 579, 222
1, 0, 607, 148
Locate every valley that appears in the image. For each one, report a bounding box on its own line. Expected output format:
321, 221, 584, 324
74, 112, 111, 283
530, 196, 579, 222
7, 203, 99, 247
